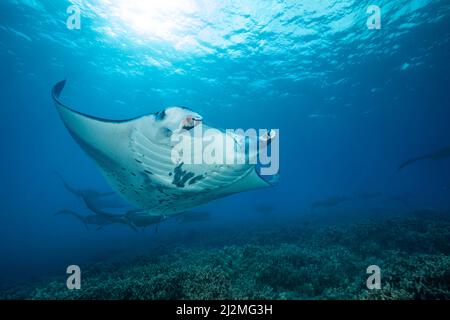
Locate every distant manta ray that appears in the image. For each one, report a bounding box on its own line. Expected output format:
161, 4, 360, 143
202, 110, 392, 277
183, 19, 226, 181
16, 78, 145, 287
52, 80, 275, 218
55, 172, 127, 210
398, 145, 450, 171
55, 209, 137, 231
55, 171, 115, 199
124, 209, 164, 228
311, 196, 349, 211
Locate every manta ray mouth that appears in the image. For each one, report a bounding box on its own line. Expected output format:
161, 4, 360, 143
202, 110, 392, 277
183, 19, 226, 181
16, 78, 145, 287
183, 117, 202, 130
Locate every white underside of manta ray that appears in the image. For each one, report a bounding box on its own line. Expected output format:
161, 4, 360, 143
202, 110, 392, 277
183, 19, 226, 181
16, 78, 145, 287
52, 80, 274, 218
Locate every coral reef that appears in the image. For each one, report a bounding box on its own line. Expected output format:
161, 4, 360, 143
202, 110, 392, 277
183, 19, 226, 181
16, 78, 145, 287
2, 209, 450, 300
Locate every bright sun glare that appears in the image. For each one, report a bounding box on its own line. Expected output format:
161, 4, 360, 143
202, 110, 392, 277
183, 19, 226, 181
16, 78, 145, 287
101, 0, 200, 42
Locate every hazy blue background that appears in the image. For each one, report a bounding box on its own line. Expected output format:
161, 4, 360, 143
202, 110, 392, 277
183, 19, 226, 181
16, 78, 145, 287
0, 0, 449, 287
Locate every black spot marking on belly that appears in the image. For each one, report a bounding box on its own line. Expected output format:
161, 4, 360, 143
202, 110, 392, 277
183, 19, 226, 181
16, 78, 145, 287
172, 163, 195, 188
144, 170, 153, 175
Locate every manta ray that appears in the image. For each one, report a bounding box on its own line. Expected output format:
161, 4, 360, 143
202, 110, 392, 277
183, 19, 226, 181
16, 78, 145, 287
311, 196, 349, 211
398, 145, 450, 171
55, 209, 136, 231
52, 80, 274, 218
55, 172, 127, 210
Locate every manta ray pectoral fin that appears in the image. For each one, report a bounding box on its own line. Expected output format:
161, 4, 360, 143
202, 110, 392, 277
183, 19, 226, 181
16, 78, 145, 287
51, 81, 147, 163
52, 80, 141, 123
215, 167, 273, 195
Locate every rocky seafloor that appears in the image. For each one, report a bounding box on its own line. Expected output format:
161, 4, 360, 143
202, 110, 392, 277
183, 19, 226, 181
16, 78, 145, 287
2, 208, 450, 300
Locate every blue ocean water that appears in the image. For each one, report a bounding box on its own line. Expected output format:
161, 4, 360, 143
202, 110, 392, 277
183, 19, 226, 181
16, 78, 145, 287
0, 0, 450, 298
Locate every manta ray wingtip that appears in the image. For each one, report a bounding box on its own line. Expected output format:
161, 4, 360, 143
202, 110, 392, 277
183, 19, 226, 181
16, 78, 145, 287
52, 79, 67, 99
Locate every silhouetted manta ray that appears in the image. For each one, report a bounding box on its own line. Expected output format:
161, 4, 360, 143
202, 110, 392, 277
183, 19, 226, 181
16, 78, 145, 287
398, 145, 450, 171
56, 174, 172, 229
55, 172, 127, 210
124, 209, 164, 228
311, 196, 349, 211
52, 80, 274, 218
55, 209, 136, 231
55, 172, 114, 198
